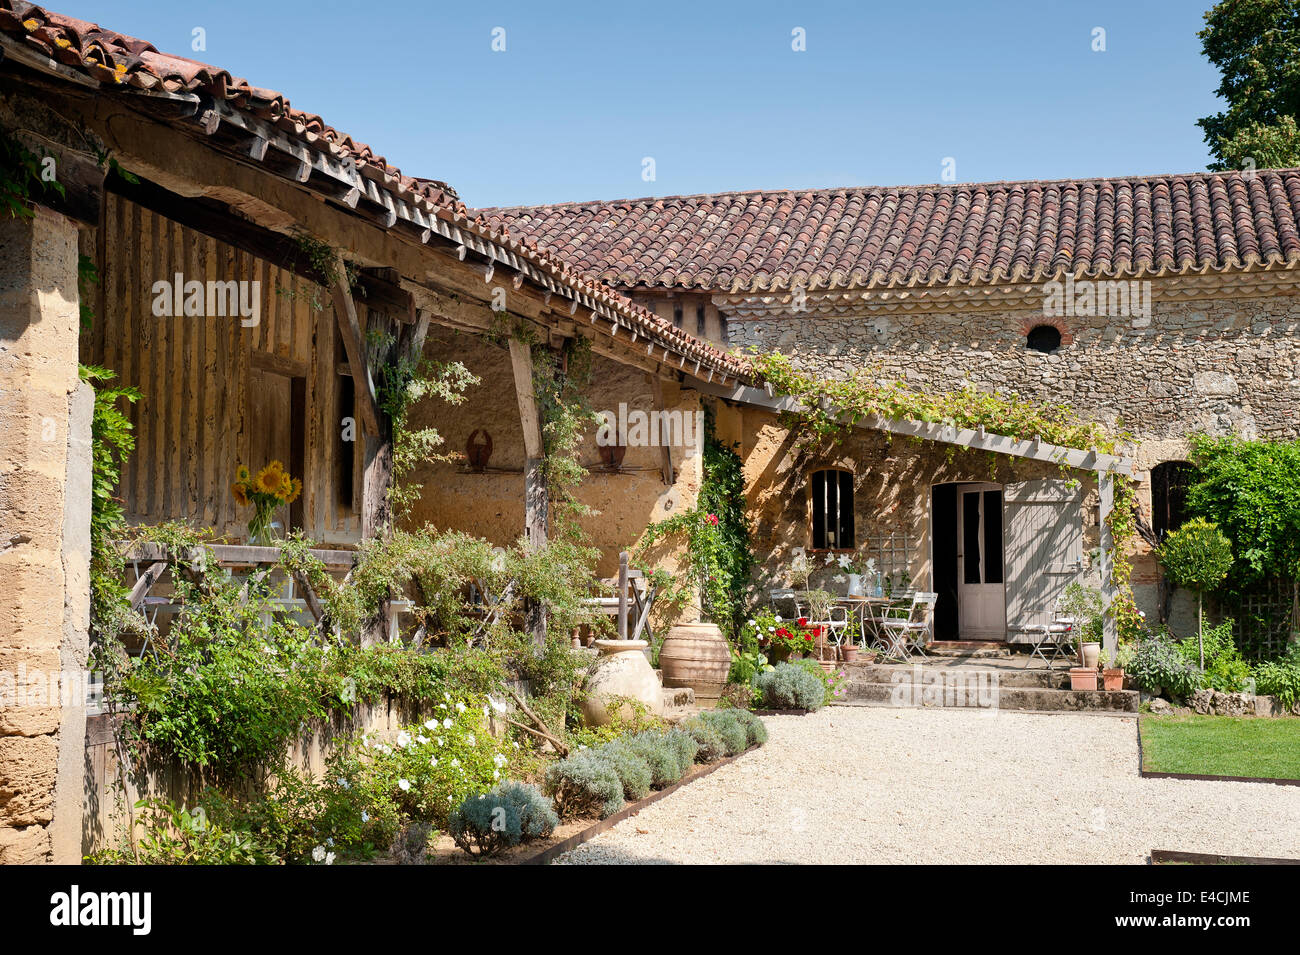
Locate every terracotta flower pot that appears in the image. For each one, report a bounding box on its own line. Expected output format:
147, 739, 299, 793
1069, 666, 1099, 691
1102, 668, 1124, 691
841, 645, 859, 663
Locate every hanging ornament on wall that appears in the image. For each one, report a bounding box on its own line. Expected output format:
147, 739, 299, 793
466, 429, 493, 472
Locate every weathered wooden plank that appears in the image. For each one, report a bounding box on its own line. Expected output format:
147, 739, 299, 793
647, 373, 675, 486
329, 253, 381, 435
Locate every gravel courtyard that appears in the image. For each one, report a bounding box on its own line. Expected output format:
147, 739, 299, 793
555, 707, 1300, 865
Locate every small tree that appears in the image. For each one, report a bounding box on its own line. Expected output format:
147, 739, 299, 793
1158, 518, 1234, 668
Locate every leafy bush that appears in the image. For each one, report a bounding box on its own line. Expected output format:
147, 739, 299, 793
1129, 631, 1202, 699
699, 710, 748, 756
721, 707, 768, 747
660, 728, 701, 773
793, 658, 847, 704
598, 739, 654, 800
623, 731, 690, 787
755, 662, 827, 710
1255, 645, 1300, 709
448, 781, 558, 857
1176, 620, 1251, 693
86, 798, 281, 865
544, 750, 624, 818
679, 716, 729, 763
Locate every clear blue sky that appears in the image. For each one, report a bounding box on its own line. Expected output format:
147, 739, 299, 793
56, 0, 1225, 207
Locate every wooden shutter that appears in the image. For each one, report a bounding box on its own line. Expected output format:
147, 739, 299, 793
1003, 479, 1085, 634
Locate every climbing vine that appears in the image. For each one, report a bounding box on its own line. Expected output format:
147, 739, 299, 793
639, 405, 755, 639
748, 350, 1143, 641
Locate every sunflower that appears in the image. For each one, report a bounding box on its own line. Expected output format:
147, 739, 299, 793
235, 464, 251, 484
284, 477, 303, 505
255, 461, 285, 495
231, 481, 250, 507
278, 472, 294, 501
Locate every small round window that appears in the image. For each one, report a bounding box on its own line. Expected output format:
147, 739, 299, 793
1026, 324, 1062, 353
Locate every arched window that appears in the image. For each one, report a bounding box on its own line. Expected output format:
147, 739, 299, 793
1151, 461, 1195, 538
810, 469, 854, 549
1026, 324, 1062, 353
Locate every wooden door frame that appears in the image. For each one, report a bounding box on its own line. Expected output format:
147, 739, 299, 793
955, 481, 1007, 641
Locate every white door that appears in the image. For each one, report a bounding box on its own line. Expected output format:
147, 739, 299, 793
957, 484, 1007, 640
1003, 479, 1086, 635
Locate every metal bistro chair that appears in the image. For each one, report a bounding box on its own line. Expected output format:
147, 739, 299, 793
879, 591, 937, 659
794, 595, 851, 655
1017, 599, 1077, 669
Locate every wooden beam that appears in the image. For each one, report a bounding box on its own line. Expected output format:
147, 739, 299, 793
687, 378, 1135, 476
1099, 472, 1118, 664
509, 336, 548, 646
647, 373, 676, 485
329, 251, 381, 435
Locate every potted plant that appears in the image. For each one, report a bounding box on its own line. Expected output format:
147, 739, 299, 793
1069, 665, 1099, 691
1059, 582, 1104, 669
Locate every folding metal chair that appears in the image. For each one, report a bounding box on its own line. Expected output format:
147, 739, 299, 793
879, 591, 937, 659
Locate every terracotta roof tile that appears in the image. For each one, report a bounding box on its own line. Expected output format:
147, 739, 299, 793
483, 171, 1300, 293
0, 2, 748, 379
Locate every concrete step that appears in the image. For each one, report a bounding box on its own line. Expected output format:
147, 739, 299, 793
842, 680, 1138, 713
849, 662, 1072, 689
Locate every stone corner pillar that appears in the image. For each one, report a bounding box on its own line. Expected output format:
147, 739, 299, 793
0, 204, 91, 865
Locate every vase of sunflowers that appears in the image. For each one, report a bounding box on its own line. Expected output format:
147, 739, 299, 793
232, 461, 302, 545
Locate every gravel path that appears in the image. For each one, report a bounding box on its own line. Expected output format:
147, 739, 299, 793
555, 707, 1300, 864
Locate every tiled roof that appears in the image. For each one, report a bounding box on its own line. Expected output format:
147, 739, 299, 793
482, 171, 1300, 293
0, 2, 749, 379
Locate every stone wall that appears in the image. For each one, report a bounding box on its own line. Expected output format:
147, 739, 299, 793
727, 290, 1300, 459
0, 207, 92, 863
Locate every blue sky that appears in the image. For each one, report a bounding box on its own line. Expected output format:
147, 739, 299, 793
57, 0, 1225, 207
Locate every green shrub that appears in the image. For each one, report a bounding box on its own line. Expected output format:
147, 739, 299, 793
86, 798, 281, 865
544, 750, 624, 818
624, 731, 688, 787
793, 658, 847, 704
448, 781, 558, 857
660, 728, 701, 772
1177, 620, 1251, 692
680, 716, 729, 762
597, 739, 654, 800
699, 710, 748, 756
1129, 631, 1202, 699
1255, 645, 1300, 709
723, 707, 768, 746
755, 662, 826, 710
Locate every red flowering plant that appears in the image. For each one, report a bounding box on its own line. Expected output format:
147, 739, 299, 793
770, 616, 821, 654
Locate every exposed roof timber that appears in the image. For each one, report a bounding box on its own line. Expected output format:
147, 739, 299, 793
688, 379, 1134, 476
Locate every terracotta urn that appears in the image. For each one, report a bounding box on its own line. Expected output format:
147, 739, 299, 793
659, 622, 731, 702
581, 639, 664, 726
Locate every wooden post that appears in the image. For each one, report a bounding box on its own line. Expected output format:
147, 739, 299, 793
617, 551, 630, 640
1099, 471, 1118, 665
509, 337, 549, 645
647, 373, 676, 485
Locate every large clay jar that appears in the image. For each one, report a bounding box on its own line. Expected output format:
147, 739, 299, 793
581, 640, 664, 726
660, 622, 731, 702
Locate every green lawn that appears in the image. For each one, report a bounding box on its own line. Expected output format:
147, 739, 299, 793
1140, 714, 1300, 781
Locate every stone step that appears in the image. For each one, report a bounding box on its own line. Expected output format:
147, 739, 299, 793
847, 662, 1072, 689
842, 680, 1138, 713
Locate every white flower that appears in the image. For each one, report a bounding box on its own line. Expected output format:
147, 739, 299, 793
466, 734, 476, 746
398, 778, 411, 791
416, 735, 429, 745
456, 701, 466, 713
436, 737, 444, 746
312, 845, 326, 862
837, 554, 852, 570
774, 614, 783, 622
512, 741, 519, 749
443, 718, 453, 729
443, 692, 451, 701
424, 719, 437, 730
361, 811, 369, 823
326, 838, 334, 846
493, 753, 508, 767
325, 852, 336, 866
450, 758, 460, 769
824, 553, 836, 565
429, 756, 438, 767
493, 769, 500, 780
395, 731, 411, 749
